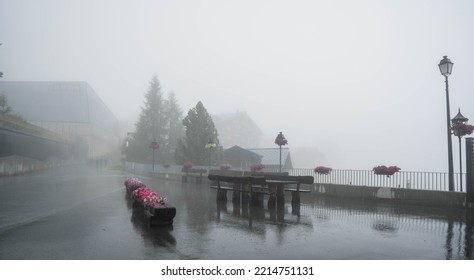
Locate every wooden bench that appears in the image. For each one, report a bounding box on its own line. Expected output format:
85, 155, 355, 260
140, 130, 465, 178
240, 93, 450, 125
208, 174, 267, 203
182, 168, 207, 184
263, 175, 314, 204
208, 174, 314, 204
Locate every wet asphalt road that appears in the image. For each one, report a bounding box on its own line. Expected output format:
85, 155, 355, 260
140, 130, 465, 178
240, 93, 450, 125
0, 164, 473, 260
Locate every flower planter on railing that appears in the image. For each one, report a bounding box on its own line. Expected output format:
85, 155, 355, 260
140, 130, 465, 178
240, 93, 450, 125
250, 163, 265, 172
182, 160, 194, 170
124, 177, 176, 226
314, 166, 332, 175
372, 165, 400, 177
220, 163, 232, 170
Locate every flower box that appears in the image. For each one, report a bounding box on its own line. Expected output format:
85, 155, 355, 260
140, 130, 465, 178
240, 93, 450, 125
372, 165, 400, 177
145, 205, 177, 226
124, 177, 146, 194
124, 177, 175, 227
314, 166, 332, 175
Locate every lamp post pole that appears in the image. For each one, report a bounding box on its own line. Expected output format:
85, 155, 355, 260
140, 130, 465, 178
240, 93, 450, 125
208, 149, 211, 171
205, 140, 216, 172
279, 145, 282, 173
439, 56, 455, 192
125, 132, 131, 148
149, 141, 160, 172
458, 135, 462, 191
445, 75, 455, 191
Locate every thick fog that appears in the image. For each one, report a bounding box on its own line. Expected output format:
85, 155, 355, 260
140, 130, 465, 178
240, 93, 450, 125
1, 0, 474, 172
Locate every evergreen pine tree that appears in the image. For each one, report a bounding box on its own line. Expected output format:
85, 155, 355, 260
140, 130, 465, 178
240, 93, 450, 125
125, 75, 167, 164
0, 93, 25, 122
161, 91, 184, 163
176, 101, 222, 165
0, 94, 12, 115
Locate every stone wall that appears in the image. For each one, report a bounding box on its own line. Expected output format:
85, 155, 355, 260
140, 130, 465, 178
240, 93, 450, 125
313, 183, 466, 208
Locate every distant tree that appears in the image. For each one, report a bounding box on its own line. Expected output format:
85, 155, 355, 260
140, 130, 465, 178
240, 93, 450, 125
0, 93, 25, 122
176, 101, 222, 165
125, 75, 168, 163
0, 94, 12, 115
161, 91, 184, 163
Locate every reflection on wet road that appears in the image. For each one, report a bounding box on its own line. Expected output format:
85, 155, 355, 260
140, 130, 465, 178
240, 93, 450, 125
0, 164, 472, 259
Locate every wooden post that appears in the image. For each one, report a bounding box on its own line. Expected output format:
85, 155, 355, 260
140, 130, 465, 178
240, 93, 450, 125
291, 183, 301, 204
216, 179, 227, 201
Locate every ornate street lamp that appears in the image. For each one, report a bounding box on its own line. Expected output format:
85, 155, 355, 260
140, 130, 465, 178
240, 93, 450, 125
451, 109, 474, 192
149, 141, 160, 172
274, 132, 288, 173
438, 55, 455, 191
205, 139, 217, 171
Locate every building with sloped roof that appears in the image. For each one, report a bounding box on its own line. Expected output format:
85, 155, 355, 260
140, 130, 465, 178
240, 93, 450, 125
0, 81, 120, 160
247, 147, 293, 172
222, 145, 262, 170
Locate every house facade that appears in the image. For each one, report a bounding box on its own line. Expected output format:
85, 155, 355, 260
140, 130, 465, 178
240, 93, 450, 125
222, 145, 293, 172
247, 147, 293, 172
222, 145, 262, 170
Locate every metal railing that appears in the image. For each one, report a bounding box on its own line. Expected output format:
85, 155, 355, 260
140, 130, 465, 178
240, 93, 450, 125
124, 162, 465, 192
124, 161, 210, 176
291, 168, 465, 192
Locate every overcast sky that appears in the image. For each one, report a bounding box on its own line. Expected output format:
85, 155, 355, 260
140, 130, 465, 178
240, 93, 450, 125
1, 0, 474, 171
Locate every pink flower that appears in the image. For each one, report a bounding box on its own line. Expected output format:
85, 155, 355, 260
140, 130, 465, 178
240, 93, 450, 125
220, 163, 231, 170
131, 186, 167, 206
126, 177, 168, 207
373, 165, 400, 176
183, 161, 194, 169
250, 163, 265, 172
124, 177, 146, 192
